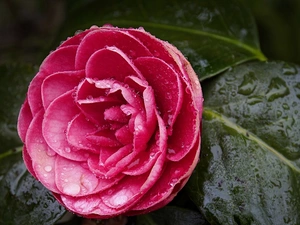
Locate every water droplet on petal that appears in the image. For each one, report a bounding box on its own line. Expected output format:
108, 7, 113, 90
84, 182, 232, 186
65, 147, 71, 153
150, 152, 155, 159
86, 95, 93, 100
169, 178, 178, 187
63, 183, 81, 195
74, 30, 83, 35
44, 166, 52, 172
109, 189, 130, 206
46, 148, 56, 156
168, 148, 176, 154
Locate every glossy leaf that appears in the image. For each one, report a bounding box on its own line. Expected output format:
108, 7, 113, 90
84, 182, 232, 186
55, 0, 266, 80
187, 61, 300, 224
0, 152, 66, 225
0, 63, 36, 153
136, 206, 209, 225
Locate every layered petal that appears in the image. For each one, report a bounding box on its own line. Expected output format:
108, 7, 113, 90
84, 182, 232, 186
18, 25, 203, 219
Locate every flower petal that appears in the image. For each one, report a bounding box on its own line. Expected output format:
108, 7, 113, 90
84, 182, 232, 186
66, 113, 99, 152
167, 89, 201, 161
134, 57, 183, 133
132, 135, 200, 211
75, 29, 151, 69
41, 70, 85, 109
40, 45, 78, 74
25, 109, 59, 192
55, 157, 100, 197
86, 47, 143, 81
17, 99, 32, 142
43, 91, 88, 161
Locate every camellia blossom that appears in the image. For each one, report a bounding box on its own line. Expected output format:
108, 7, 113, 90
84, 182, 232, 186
17, 25, 203, 218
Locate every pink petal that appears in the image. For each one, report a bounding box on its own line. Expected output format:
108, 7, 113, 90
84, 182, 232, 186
27, 45, 78, 115
167, 89, 201, 161
59, 194, 123, 219
17, 99, 33, 142
101, 172, 150, 209
164, 42, 203, 112
39, 45, 77, 74
104, 144, 133, 176
139, 112, 167, 192
132, 136, 200, 211
27, 71, 48, 115
115, 125, 133, 145
41, 70, 85, 109
55, 157, 100, 197
92, 79, 143, 109
25, 109, 59, 192
134, 57, 183, 132
66, 113, 99, 152
22, 146, 37, 179
87, 154, 108, 177
123, 143, 160, 176
76, 80, 124, 124
86, 131, 121, 148
59, 28, 97, 47
127, 29, 180, 72
43, 90, 88, 161
75, 29, 151, 70
104, 106, 129, 123
86, 47, 143, 81
133, 113, 150, 152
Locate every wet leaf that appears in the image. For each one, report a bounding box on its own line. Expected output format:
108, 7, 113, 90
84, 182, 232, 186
136, 206, 209, 225
0, 63, 36, 153
187, 61, 300, 224
55, 0, 266, 80
0, 152, 66, 225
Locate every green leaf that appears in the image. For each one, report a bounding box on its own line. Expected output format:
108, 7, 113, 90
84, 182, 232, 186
0, 152, 66, 225
0, 63, 36, 153
55, 0, 266, 80
136, 206, 209, 225
187, 61, 300, 224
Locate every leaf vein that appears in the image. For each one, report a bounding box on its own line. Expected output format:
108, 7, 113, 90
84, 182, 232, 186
203, 107, 300, 173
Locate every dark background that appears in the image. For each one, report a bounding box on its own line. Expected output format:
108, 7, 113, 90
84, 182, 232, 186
0, 0, 300, 66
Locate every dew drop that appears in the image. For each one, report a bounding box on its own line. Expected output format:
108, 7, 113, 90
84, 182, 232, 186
63, 183, 81, 195
266, 77, 290, 101
153, 50, 160, 57
237, 71, 257, 95
294, 83, 300, 99
86, 95, 93, 100
138, 26, 145, 31
282, 62, 298, 75
74, 30, 83, 35
169, 178, 178, 187
135, 125, 143, 131
128, 50, 136, 58
46, 148, 56, 156
65, 147, 71, 153
218, 87, 226, 95
109, 189, 130, 206
282, 103, 290, 110
168, 148, 176, 154
247, 95, 264, 105
150, 152, 156, 159
44, 166, 52, 172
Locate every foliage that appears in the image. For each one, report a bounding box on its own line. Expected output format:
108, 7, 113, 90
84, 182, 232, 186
0, 0, 299, 224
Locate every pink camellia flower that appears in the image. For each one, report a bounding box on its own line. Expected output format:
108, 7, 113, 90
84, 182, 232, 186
17, 25, 203, 218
